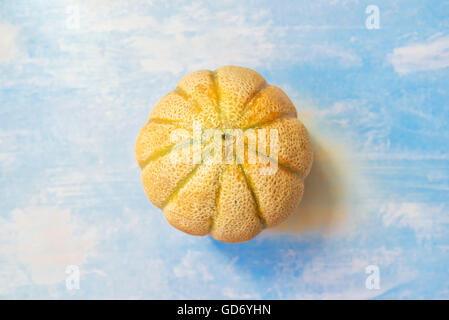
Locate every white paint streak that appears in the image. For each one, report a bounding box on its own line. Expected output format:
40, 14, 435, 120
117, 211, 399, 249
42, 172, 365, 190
389, 35, 449, 74
0, 23, 18, 63
0, 207, 97, 293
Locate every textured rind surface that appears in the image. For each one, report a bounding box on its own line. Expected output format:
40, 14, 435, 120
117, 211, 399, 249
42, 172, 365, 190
141, 145, 197, 208
253, 118, 314, 178
135, 122, 192, 168
135, 65, 313, 243
243, 160, 305, 228
210, 164, 263, 243
177, 70, 221, 128
238, 84, 297, 128
164, 163, 222, 236
214, 66, 267, 125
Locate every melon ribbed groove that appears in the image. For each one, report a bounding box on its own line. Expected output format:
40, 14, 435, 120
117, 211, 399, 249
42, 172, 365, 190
139, 139, 197, 170
160, 163, 202, 209
174, 87, 202, 110
210, 70, 223, 125
236, 82, 268, 123
246, 144, 305, 180
148, 118, 220, 131
209, 164, 226, 232
160, 140, 214, 209
208, 68, 226, 233
243, 114, 297, 131
147, 118, 195, 131
238, 163, 267, 229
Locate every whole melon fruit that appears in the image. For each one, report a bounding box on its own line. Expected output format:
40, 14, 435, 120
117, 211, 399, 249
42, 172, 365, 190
135, 66, 313, 243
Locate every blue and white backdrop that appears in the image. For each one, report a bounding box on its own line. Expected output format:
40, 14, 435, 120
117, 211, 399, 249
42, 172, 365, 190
0, 0, 448, 299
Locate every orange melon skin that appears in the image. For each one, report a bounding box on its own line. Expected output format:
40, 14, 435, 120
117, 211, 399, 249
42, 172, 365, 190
135, 66, 313, 243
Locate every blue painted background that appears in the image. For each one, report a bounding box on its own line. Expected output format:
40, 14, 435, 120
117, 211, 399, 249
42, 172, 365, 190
0, 0, 448, 299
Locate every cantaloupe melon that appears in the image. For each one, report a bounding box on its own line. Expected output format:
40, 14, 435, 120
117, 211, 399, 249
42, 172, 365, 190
135, 66, 313, 243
